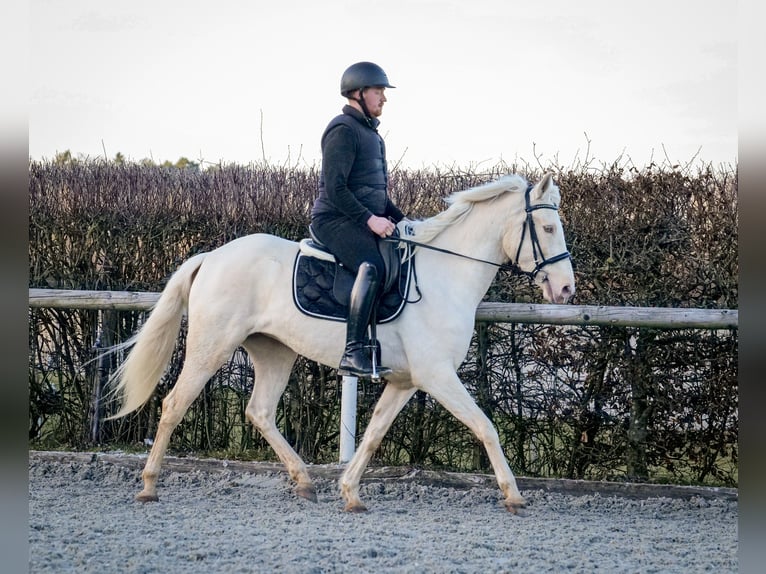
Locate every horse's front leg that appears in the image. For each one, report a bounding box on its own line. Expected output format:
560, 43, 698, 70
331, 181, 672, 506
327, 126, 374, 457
419, 367, 526, 514
340, 382, 416, 512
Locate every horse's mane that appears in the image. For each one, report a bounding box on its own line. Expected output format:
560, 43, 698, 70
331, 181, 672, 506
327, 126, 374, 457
405, 174, 528, 244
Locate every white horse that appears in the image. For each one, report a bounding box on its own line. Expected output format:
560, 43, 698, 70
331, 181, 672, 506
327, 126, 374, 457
110, 172, 574, 513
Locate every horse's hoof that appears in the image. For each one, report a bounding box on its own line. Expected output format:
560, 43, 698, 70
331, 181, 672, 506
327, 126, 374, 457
343, 502, 368, 513
135, 491, 159, 503
295, 484, 318, 503
504, 501, 526, 515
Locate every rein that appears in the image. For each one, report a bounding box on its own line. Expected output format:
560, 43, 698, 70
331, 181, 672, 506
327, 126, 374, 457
384, 184, 571, 280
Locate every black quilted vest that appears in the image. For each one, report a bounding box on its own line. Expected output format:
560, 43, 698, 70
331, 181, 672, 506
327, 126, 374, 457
314, 109, 389, 216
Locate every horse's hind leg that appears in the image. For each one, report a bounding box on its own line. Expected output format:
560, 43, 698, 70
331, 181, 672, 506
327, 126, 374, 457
136, 337, 240, 502
241, 335, 316, 502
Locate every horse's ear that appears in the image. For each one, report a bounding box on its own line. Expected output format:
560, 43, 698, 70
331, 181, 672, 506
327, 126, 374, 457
534, 172, 554, 199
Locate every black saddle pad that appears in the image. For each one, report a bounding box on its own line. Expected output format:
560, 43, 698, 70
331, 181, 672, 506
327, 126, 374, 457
292, 250, 413, 324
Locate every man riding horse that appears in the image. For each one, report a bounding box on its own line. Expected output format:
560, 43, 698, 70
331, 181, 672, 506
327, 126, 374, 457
310, 62, 404, 378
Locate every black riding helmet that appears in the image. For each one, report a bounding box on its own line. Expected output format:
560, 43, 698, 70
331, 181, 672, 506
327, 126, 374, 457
340, 62, 395, 97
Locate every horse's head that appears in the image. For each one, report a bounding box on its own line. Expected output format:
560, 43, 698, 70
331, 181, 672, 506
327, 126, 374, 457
502, 173, 575, 304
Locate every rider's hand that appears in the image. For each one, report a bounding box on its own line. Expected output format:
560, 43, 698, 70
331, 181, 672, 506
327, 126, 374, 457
367, 214, 396, 238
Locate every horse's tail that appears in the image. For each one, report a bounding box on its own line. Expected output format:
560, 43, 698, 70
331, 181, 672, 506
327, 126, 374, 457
106, 252, 207, 419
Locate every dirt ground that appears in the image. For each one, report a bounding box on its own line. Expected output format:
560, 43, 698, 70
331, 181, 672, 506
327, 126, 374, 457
29, 451, 738, 573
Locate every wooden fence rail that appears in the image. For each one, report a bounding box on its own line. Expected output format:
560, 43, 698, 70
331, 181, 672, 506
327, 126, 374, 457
29, 288, 739, 329
29, 288, 739, 462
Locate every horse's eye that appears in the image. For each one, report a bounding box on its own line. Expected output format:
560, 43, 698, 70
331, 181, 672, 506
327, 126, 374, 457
543, 225, 555, 233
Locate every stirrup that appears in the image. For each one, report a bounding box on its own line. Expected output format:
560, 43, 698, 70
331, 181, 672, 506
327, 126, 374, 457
338, 341, 391, 379
368, 340, 392, 380
337, 360, 392, 379
337, 364, 392, 379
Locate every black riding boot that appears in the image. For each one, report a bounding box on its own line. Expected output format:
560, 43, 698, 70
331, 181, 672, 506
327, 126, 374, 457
338, 262, 392, 378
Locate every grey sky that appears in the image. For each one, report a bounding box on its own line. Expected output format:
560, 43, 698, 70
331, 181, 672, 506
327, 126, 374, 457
29, 0, 737, 169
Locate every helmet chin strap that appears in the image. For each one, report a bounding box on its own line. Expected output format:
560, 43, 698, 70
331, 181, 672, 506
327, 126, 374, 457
353, 88, 376, 129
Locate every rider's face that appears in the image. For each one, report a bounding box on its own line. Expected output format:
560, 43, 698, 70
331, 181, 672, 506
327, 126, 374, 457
361, 87, 387, 117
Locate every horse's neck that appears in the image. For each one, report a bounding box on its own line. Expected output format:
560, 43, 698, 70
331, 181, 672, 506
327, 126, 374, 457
419, 202, 511, 306
439, 198, 515, 261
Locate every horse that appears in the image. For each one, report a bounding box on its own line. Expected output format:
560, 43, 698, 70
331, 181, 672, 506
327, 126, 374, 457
109, 172, 575, 514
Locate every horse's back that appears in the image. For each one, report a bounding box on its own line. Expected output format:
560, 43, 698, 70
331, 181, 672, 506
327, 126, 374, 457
218, 232, 298, 258
189, 233, 299, 301
197, 233, 295, 269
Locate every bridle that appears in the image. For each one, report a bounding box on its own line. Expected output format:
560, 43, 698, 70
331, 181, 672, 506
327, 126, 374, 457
384, 183, 571, 281
515, 183, 572, 279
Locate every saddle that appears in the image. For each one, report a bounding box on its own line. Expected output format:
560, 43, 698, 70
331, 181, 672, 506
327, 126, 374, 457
292, 229, 414, 323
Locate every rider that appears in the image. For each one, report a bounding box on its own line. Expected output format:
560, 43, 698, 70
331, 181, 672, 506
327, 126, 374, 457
310, 62, 404, 378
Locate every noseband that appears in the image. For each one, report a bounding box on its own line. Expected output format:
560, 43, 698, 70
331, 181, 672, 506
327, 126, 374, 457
384, 183, 571, 280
